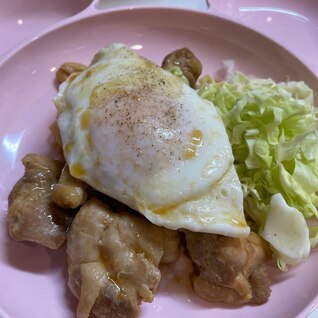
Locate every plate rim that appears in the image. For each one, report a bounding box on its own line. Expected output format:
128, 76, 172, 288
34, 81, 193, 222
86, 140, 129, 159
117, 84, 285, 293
0, 6, 317, 83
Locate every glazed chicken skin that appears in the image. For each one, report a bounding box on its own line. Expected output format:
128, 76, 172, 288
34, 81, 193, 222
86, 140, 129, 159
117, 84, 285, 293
67, 198, 180, 318
52, 164, 88, 209
7, 154, 74, 249
162, 47, 202, 88
185, 231, 271, 305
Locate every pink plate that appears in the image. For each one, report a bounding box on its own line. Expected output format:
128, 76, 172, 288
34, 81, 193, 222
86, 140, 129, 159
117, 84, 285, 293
210, 0, 318, 76
0, 7, 318, 318
0, 0, 94, 58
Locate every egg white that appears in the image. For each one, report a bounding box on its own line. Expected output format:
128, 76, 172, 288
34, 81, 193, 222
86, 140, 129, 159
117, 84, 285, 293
55, 44, 249, 237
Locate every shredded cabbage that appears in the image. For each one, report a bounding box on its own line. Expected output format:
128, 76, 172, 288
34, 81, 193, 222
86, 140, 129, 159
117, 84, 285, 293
168, 66, 189, 85
196, 71, 318, 268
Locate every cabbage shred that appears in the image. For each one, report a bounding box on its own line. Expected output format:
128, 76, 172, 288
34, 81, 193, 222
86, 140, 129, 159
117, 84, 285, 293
196, 72, 318, 251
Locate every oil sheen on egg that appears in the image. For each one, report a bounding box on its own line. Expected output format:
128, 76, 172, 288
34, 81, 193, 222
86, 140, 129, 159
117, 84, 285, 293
55, 44, 249, 238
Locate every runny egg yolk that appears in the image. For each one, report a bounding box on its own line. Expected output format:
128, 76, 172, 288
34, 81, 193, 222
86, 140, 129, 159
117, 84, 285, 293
81, 111, 91, 130
183, 129, 203, 160
70, 163, 86, 178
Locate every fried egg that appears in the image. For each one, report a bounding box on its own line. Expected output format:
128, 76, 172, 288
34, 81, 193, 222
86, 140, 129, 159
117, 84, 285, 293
55, 44, 249, 237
